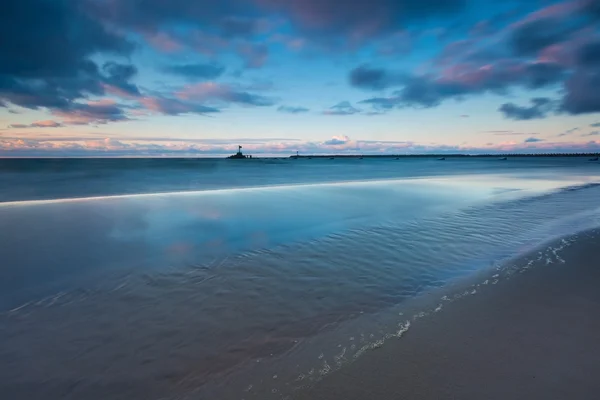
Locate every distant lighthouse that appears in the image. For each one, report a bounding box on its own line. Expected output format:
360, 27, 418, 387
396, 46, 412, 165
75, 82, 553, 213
227, 144, 249, 159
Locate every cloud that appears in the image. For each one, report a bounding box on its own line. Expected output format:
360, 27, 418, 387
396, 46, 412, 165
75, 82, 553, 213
0, 0, 134, 111
6, 100, 130, 127
88, 0, 466, 52
176, 82, 276, 106
487, 131, 532, 136
102, 62, 141, 97
349, 66, 398, 90
358, 96, 398, 112
0, 0, 277, 116
257, 0, 465, 43
53, 100, 131, 125
524, 137, 544, 143
347, 1, 600, 118
135, 81, 277, 117
86, 0, 249, 32
582, 131, 600, 137
89, 0, 273, 67
9, 120, 62, 129
376, 31, 414, 56
323, 135, 351, 145
577, 40, 600, 67
145, 32, 184, 52
162, 63, 225, 80
4, 136, 600, 157
219, 16, 270, 38
139, 97, 221, 116
236, 43, 269, 69
509, 17, 576, 57
561, 69, 600, 114
323, 101, 360, 115
558, 127, 580, 137
277, 105, 310, 114
4, 0, 600, 134
592, 123, 600, 127
499, 98, 555, 120
353, 61, 566, 111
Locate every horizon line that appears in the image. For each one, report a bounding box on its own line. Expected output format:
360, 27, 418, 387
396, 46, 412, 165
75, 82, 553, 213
1, 152, 600, 160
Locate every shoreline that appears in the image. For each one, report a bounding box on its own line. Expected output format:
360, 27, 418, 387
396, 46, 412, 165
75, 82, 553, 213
291, 229, 600, 400
191, 228, 600, 400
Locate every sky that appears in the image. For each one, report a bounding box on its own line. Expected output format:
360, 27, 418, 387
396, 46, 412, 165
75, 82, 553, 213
1, 0, 600, 156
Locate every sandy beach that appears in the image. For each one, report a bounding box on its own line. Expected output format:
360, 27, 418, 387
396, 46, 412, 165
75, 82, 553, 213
295, 229, 600, 400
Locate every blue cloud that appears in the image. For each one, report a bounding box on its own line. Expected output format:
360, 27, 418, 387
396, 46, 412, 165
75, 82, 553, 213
524, 137, 544, 143
499, 98, 555, 121
582, 131, 600, 137
277, 106, 310, 114
323, 101, 360, 116
0, 0, 134, 110
162, 63, 225, 80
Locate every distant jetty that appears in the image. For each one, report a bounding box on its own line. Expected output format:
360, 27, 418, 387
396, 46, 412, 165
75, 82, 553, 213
289, 153, 600, 159
227, 145, 252, 159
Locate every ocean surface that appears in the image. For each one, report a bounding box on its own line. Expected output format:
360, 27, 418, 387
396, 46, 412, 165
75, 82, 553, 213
1, 157, 600, 400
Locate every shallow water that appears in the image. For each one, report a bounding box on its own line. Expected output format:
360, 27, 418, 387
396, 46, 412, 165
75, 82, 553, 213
1, 157, 600, 399
1, 156, 598, 202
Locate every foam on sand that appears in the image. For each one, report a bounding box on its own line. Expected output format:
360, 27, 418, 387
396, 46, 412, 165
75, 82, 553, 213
293, 229, 600, 400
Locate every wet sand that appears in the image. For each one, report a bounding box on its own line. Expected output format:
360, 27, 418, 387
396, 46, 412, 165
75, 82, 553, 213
296, 230, 600, 400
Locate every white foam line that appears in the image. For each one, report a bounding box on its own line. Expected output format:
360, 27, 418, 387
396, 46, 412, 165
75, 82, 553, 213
0, 176, 443, 207
2, 173, 570, 207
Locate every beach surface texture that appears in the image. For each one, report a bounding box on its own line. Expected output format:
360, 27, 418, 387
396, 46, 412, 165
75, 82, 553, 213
296, 230, 600, 400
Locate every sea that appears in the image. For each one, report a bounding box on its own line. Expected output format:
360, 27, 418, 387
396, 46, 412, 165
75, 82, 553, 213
1, 156, 600, 400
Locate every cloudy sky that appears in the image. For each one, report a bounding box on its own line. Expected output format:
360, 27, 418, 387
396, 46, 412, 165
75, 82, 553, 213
2, 0, 600, 156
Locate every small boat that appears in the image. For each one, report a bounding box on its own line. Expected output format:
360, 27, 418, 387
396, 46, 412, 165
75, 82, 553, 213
499, 157, 508, 160
438, 157, 446, 161
329, 157, 334, 160
359, 157, 363, 160
589, 157, 599, 161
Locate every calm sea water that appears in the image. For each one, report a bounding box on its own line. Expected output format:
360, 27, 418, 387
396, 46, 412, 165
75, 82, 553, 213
1, 157, 600, 400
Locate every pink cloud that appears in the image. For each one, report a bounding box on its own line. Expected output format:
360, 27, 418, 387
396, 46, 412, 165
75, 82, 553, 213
435, 39, 476, 66
258, 0, 390, 34
8, 120, 63, 129
437, 60, 521, 87
51, 99, 129, 125
32, 120, 62, 128
538, 44, 568, 64
145, 32, 183, 52
269, 34, 307, 51
175, 82, 275, 106
236, 42, 269, 68
102, 83, 139, 99
177, 82, 228, 101
537, 27, 600, 67
188, 30, 230, 56
508, 1, 581, 31
139, 96, 220, 115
